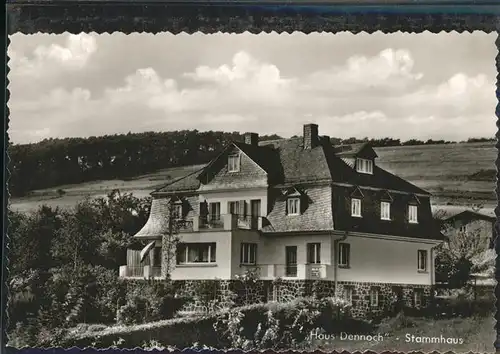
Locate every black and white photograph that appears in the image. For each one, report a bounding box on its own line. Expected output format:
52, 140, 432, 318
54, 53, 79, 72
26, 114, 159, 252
6, 31, 497, 352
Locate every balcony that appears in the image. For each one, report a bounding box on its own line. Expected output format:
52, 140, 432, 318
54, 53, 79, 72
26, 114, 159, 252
190, 214, 263, 232
238, 264, 332, 280
119, 265, 162, 279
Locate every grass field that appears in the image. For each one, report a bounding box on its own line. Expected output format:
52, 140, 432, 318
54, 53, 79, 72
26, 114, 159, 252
312, 314, 495, 353
9, 142, 496, 215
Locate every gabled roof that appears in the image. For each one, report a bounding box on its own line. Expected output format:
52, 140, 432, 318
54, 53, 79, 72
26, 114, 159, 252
444, 210, 496, 223
259, 137, 332, 184
153, 135, 430, 196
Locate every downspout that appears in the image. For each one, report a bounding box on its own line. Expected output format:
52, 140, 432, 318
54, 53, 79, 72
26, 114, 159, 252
429, 243, 441, 298
334, 231, 349, 296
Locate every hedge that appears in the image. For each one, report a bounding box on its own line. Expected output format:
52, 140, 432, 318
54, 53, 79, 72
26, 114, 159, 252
56, 297, 370, 349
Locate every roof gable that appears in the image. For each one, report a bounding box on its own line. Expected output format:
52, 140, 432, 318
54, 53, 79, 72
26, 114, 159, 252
379, 190, 394, 202
196, 142, 268, 184
350, 186, 365, 198
444, 210, 496, 223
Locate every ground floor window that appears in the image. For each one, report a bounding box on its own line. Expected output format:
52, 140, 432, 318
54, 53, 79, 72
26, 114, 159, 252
240, 243, 257, 264
307, 243, 321, 264
370, 287, 379, 307
176, 242, 217, 264
343, 286, 353, 304
413, 289, 423, 307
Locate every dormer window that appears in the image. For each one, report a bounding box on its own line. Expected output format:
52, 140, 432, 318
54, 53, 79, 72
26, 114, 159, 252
356, 158, 373, 174
351, 198, 362, 217
287, 197, 300, 215
228, 154, 240, 172
408, 205, 418, 224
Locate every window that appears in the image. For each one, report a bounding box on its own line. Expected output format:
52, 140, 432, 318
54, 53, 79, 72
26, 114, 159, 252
287, 197, 300, 215
380, 201, 391, 220
228, 201, 237, 214
176, 243, 217, 264
343, 287, 353, 304
417, 250, 427, 272
240, 243, 257, 264
208, 202, 221, 221
172, 203, 183, 219
307, 243, 321, 264
413, 290, 423, 307
459, 224, 468, 233
351, 198, 362, 217
370, 288, 379, 307
228, 200, 246, 216
356, 158, 373, 174
408, 205, 418, 223
338, 243, 350, 267
228, 154, 240, 172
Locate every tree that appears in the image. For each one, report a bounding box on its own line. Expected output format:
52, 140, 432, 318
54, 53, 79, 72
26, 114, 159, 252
434, 208, 494, 289
8, 206, 62, 275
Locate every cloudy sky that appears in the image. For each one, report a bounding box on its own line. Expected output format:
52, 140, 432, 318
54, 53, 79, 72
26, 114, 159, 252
7, 32, 496, 144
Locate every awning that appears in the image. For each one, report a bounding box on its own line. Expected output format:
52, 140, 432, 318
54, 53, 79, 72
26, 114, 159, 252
140, 241, 156, 262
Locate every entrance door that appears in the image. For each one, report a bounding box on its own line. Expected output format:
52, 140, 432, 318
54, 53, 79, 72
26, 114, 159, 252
285, 246, 298, 277
250, 199, 261, 229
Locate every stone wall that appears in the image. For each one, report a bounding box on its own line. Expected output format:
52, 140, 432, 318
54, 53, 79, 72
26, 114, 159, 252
170, 279, 432, 318
174, 279, 267, 312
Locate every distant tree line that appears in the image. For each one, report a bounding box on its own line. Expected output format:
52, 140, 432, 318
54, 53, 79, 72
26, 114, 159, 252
8, 130, 281, 197
8, 130, 494, 197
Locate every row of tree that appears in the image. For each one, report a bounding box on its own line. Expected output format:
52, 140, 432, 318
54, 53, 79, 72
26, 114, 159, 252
9, 130, 494, 197
8, 190, 153, 345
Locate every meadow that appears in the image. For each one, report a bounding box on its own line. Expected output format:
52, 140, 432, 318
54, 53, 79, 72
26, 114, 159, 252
9, 142, 496, 216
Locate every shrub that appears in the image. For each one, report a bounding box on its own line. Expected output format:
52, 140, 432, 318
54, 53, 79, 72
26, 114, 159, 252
431, 294, 495, 318
117, 280, 191, 325
213, 296, 357, 350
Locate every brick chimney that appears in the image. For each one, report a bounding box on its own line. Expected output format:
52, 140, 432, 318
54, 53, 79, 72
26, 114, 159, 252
303, 124, 319, 149
244, 132, 259, 146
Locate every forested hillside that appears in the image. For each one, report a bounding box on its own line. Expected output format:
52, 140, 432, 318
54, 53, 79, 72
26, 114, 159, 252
8, 131, 281, 197
8, 129, 493, 197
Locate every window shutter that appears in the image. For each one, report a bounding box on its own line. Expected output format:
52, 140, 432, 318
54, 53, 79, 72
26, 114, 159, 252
200, 202, 208, 216
285, 198, 289, 215
239, 200, 246, 216
300, 195, 306, 214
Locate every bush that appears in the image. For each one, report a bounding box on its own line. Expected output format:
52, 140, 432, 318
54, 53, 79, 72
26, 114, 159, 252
431, 294, 495, 318
58, 297, 369, 350
117, 280, 192, 325
213, 297, 360, 350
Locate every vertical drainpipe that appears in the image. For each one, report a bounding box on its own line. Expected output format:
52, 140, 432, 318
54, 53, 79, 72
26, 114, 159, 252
334, 231, 349, 296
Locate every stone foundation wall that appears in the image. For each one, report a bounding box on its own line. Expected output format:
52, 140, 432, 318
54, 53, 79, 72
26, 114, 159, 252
174, 279, 267, 313
168, 279, 433, 318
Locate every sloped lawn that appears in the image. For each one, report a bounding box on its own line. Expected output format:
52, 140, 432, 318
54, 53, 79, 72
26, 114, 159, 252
311, 314, 495, 353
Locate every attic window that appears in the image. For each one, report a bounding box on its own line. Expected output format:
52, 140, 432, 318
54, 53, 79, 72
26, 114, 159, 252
228, 154, 240, 172
356, 158, 373, 174
287, 197, 300, 216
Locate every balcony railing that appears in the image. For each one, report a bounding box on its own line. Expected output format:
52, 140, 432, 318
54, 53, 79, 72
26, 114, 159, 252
175, 219, 194, 233
194, 214, 263, 231
237, 264, 331, 280
119, 265, 162, 279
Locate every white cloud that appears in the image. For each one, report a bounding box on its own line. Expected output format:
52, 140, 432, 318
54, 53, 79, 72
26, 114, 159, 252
305, 48, 423, 93
7, 39, 496, 144
9, 33, 97, 78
